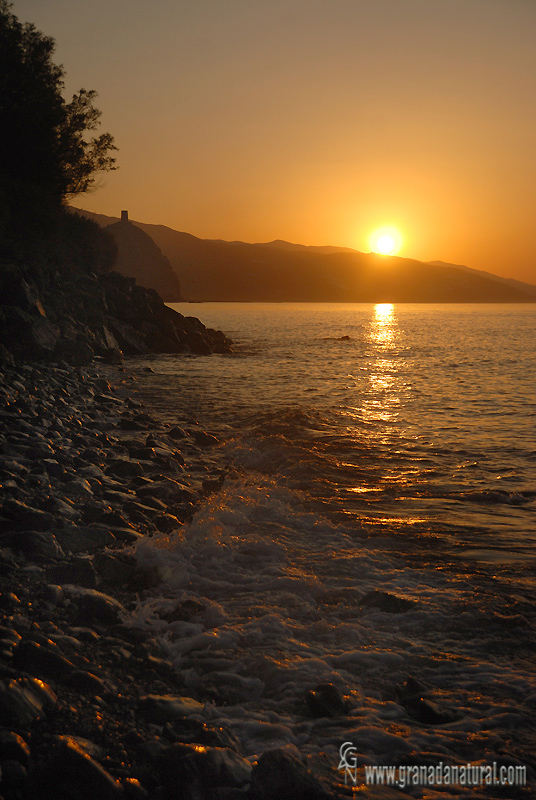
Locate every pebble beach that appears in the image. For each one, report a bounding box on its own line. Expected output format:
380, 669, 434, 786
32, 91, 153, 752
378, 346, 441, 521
0, 360, 333, 800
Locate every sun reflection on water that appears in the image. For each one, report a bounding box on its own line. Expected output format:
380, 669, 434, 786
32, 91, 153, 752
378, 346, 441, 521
369, 303, 396, 346
362, 303, 403, 424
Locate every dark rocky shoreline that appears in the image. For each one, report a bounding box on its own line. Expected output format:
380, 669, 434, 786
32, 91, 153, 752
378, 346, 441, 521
0, 263, 232, 368
0, 361, 334, 800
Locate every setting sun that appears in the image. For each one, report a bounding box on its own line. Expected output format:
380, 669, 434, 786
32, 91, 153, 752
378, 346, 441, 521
370, 227, 403, 256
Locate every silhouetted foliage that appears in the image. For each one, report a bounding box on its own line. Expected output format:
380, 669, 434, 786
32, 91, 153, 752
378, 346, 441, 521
0, 1, 117, 248
57, 211, 117, 274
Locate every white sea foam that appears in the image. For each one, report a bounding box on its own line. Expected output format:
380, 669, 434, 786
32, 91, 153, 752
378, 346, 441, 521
124, 303, 536, 795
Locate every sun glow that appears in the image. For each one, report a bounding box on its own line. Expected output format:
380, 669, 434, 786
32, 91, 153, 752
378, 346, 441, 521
370, 227, 403, 256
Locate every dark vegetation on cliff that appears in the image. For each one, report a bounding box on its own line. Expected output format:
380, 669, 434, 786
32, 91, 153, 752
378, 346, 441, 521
0, 2, 230, 365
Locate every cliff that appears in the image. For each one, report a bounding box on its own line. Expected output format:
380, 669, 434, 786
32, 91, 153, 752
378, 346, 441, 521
99, 213, 183, 302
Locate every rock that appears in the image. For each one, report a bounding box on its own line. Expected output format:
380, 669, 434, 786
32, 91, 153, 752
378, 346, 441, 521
54, 524, 116, 554
21, 676, 57, 709
41, 584, 64, 604
0, 627, 22, 646
0, 759, 28, 799
63, 669, 116, 696
0, 593, 21, 611
102, 346, 123, 364
0, 266, 44, 313
159, 599, 206, 623
0, 342, 15, 365
108, 526, 144, 544
0, 731, 30, 766
92, 551, 138, 587
193, 430, 219, 447
157, 746, 251, 800
32, 735, 122, 800
305, 682, 348, 717
184, 330, 212, 355
41, 458, 66, 479
62, 585, 126, 625
13, 639, 75, 679
143, 327, 183, 354
0, 679, 45, 725
53, 339, 95, 366
138, 694, 205, 724
249, 748, 330, 800
403, 695, 457, 725
163, 719, 243, 754
153, 513, 182, 533
122, 777, 150, 799
63, 477, 94, 499
0, 306, 60, 360
359, 590, 416, 613
0, 530, 64, 560
105, 459, 145, 478
107, 319, 148, 355
46, 557, 98, 589
396, 676, 457, 724
136, 478, 196, 503
1, 498, 55, 531
168, 426, 188, 439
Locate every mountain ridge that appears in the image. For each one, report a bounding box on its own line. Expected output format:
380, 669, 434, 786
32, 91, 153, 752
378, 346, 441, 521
74, 209, 536, 303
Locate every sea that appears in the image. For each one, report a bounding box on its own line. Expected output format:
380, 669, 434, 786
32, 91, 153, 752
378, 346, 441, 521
125, 303, 536, 796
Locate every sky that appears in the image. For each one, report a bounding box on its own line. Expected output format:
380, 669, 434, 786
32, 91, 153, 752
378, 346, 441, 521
13, 0, 536, 283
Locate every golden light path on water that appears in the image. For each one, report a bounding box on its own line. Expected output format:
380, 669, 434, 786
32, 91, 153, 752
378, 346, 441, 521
363, 303, 401, 425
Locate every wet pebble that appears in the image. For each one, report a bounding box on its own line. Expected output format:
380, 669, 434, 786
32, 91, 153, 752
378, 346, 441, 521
33, 735, 122, 800
61, 585, 126, 625
249, 748, 331, 800
0, 730, 30, 765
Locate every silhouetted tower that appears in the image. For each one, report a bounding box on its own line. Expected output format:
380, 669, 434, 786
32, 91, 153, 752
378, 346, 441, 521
121, 210, 129, 223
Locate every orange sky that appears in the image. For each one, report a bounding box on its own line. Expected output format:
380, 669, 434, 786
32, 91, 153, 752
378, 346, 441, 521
15, 0, 536, 284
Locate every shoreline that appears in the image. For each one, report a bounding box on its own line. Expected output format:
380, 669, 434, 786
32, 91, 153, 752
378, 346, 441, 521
0, 360, 333, 799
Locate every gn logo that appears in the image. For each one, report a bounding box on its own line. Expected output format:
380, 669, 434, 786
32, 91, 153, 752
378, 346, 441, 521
338, 741, 358, 785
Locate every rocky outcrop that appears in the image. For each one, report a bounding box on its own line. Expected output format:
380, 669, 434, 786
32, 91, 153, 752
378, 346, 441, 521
105, 214, 183, 302
0, 262, 232, 365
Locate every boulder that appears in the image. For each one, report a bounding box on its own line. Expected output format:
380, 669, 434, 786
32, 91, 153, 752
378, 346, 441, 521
54, 524, 116, 554
138, 694, 205, 724
53, 339, 94, 366
1, 498, 56, 531
61, 585, 126, 625
0, 679, 45, 726
305, 683, 348, 717
359, 590, 416, 613
0, 530, 64, 560
13, 640, 75, 679
157, 746, 251, 799
0, 306, 60, 360
32, 736, 122, 800
0, 730, 30, 766
0, 265, 45, 315
249, 748, 330, 800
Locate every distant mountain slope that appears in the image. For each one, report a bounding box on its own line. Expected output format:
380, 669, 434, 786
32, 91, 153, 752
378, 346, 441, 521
428, 260, 536, 298
254, 239, 359, 255
74, 210, 182, 301
75, 209, 536, 303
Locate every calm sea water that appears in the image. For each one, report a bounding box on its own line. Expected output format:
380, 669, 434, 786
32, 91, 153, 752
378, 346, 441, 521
125, 303, 536, 794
